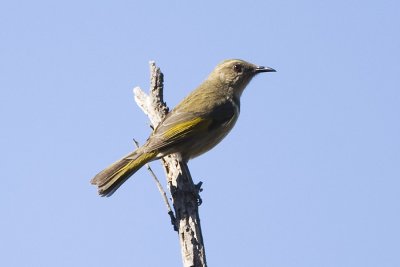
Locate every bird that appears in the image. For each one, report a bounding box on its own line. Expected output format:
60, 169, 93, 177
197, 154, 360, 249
91, 59, 275, 196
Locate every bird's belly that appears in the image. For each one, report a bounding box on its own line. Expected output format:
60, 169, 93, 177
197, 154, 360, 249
183, 115, 238, 160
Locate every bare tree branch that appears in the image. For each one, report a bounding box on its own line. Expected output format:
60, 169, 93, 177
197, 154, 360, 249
133, 61, 207, 267
133, 138, 175, 228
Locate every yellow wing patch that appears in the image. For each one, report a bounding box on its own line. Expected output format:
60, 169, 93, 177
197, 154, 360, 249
162, 117, 211, 139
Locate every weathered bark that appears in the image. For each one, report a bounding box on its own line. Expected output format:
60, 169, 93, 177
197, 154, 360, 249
133, 61, 207, 267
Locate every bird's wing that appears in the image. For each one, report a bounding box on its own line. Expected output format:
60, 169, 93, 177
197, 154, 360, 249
145, 101, 236, 152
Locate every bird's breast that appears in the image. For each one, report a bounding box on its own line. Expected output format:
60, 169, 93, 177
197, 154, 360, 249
185, 102, 239, 160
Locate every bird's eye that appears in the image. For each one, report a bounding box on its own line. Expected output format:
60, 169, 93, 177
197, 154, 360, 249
233, 64, 243, 73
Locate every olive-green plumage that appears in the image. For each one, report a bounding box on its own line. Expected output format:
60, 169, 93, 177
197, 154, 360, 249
91, 59, 275, 196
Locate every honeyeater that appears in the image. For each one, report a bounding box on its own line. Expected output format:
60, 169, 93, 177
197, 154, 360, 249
91, 59, 275, 196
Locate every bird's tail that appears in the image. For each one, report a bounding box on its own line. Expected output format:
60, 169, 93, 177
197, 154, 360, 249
91, 149, 158, 197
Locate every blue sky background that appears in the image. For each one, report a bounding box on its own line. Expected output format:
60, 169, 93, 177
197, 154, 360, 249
1, 1, 399, 266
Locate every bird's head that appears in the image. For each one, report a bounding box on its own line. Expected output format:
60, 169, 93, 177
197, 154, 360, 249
209, 59, 276, 98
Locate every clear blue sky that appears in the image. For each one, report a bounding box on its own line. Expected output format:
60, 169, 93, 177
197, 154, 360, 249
1, 1, 399, 266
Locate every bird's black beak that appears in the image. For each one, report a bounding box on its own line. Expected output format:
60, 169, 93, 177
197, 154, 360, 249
255, 66, 276, 73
